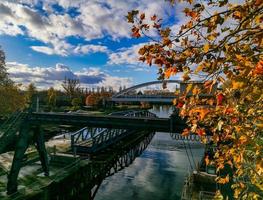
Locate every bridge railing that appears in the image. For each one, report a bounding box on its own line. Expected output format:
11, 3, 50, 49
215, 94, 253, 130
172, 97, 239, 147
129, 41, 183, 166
116, 95, 177, 99
170, 133, 212, 142
109, 110, 157, 118
92, 128, 127, 147
71, 127, 106, 148
124, 110, 157, 118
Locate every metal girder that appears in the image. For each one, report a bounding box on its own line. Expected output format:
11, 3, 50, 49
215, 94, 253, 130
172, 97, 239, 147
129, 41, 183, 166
29, 112, 187, 133
7, 125, 49, 194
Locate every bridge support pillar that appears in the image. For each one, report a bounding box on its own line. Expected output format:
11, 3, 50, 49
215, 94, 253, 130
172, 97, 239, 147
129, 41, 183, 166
34, 126, 49, 176
7, 125, 49, 195
7, 125, 33, 195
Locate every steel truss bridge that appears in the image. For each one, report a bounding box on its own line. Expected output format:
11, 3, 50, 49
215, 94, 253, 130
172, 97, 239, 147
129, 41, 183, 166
0, 109, 187, 195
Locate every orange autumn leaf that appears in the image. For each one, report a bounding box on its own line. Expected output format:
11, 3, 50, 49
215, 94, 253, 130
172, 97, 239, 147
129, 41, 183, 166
189, 108, 210, 120
164, 67, 177, 78
204, 80, 213, 88
255, 0, 263, 6
253, 60, 263, 76
189, 11, 198, 19
217, 175, 230, 184
232, 80, 245, 89
203, 43, 210, 53
205, 155, 209, 166
196, 128, 206, 136
233, 11, 242, 20
224, 107, 234, 114
199, 108, 210, 120
239, 135, 248, 144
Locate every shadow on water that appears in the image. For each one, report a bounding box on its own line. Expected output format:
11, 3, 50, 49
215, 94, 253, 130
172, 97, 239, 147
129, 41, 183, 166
92, 105, 204, 200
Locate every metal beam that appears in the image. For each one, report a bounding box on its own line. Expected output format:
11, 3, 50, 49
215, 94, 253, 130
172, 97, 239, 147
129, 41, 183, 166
29, 113, 187, 133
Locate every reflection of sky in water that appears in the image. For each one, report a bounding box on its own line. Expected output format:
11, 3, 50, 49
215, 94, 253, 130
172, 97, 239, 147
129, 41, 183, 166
95, 106, 204, 200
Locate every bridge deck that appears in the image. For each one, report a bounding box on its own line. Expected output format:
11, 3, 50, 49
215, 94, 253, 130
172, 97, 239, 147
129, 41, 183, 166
30, 112, 187, 133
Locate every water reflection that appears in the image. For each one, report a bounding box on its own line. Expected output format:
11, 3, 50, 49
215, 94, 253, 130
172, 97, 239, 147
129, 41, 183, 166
94, 105, 204, 200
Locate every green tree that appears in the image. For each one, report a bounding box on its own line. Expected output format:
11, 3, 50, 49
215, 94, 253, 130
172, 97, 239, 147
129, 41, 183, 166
0, 47, 12, 86
128, 0, 263, 199
0, 48, 26, 116
47, 87, 57, 110
0, 84, 26, 116
26, 82, 37, 103
71, 97, 82, 111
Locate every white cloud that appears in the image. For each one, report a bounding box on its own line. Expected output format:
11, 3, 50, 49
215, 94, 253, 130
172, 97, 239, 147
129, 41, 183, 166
30, 46, 61, 56
108, 43, 148, 65
6, 62, 132, 90
0, 0, 173, 55
73, 44, 109, 54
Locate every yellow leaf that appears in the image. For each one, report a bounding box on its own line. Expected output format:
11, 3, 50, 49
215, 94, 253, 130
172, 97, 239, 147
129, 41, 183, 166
195, 64, 204, 73
236, 54, 244, 61
186, 83, 193, 94
192, 86, 201, 95
256, 123, 263, 128
217, 175, 229, 184
207, 34, 216, 41
233, 11, 242, 19
199, 108, 210, 120
203, 43, 210, 53
239, 135, 247, 144
205, 156, 209, 166
232, 80, 245, 89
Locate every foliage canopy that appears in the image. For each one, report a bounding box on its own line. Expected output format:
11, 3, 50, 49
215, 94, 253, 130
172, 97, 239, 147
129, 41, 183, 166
0, 48, 25, 116
127, 0, 263, 198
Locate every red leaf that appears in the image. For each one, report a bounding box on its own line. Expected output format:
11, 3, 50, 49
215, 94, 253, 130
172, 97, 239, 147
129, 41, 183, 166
196, 128, 206, 136
140, 13, 145, 20
151, 15, 157, 21
217, 93, 224, 106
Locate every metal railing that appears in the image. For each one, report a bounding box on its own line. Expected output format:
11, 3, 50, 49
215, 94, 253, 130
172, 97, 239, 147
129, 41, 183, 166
170, 133, 212, 142
109, 110, 157, 118
71, 127, 106, 148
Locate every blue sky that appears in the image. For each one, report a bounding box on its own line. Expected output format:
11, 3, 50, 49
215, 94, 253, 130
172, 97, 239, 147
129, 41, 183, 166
0, 0, 178, 90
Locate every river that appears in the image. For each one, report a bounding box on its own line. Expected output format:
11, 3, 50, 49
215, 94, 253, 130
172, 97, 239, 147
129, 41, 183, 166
94, 105, 205, 200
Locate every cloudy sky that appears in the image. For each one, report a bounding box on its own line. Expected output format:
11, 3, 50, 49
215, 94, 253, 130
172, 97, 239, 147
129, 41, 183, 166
0, 0, 179, 90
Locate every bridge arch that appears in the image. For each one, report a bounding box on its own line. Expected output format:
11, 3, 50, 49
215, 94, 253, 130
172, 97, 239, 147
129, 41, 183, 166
112, 80, 181, 98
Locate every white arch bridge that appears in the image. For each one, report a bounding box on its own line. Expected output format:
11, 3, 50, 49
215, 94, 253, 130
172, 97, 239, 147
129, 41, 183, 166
111, 80, 180, 103
111, 80, 209, 103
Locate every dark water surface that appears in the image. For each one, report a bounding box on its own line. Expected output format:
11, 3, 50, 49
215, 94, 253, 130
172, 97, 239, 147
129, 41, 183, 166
94, 106, 204, 200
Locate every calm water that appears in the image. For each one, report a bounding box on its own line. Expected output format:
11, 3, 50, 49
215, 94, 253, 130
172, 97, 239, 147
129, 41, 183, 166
94, 106, 205, 200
